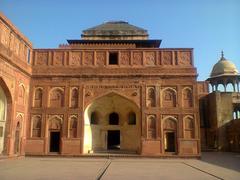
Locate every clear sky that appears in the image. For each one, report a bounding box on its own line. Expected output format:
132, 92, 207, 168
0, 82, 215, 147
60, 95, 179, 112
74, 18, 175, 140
0, 0, 239, 80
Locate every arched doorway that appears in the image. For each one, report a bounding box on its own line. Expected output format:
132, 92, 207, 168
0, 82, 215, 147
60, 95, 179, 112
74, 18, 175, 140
163, 117, 177, 153
0, 78, 12, 155
0, 86, 7, 154
48, 116, 62, 153
84, 93, 140, 154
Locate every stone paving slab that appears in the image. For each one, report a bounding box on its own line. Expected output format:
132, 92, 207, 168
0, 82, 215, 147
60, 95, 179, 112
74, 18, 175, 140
0, 153, 239, 180
0, 158, 107, 180
102, 160, 218, 180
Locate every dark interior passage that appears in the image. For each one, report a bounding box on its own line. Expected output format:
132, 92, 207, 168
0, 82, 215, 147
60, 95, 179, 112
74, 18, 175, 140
50, 131, 60, 152
107, 130, 120, 150
165, 132, 175, 152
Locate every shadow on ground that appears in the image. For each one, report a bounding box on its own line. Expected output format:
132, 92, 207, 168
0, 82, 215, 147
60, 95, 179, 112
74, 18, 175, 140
201, 152, 240, 172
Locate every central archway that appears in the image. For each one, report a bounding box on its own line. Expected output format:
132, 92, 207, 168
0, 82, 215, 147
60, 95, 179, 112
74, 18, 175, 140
84, 93, 140, 154
0, 78, 12, 155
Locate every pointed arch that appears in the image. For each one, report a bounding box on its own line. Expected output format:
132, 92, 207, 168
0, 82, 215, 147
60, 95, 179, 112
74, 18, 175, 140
49, 87, 64, 107
83, 92, 140, 154
31, 115, 42, 138
162, 116, 177, 153
146, 87, 156, 107
68, 115, 78, 138
161, 87, 177, 108
85, 91, 140, 109
33, 87, 43, 107
14, 113, 23, 154
182, 87, 193, 108
183, 115, 195, 139
0, 77, 13, 155
48, 115, 63, 130
147, 114, 156, 139
70, 87, 78, 108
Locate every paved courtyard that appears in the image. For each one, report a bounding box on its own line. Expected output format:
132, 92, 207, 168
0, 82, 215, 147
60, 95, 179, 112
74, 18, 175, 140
0, 152, 240, 180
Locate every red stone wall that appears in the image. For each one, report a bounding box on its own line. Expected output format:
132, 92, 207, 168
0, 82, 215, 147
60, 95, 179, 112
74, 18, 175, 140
0, 12, 201, 156
0, 13, 32, 156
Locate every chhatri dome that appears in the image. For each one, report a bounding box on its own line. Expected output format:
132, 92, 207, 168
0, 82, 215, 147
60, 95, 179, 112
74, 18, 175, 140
208, 51, 240, 92
210, 51, 239, 78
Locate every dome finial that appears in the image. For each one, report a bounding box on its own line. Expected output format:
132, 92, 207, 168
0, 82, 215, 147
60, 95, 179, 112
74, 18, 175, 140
220, 50, 226, 61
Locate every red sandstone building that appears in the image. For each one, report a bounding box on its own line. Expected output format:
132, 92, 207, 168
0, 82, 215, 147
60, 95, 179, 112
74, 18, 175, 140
0, 13, 214, 157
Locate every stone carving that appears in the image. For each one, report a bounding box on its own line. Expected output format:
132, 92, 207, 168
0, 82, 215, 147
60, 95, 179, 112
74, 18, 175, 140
120, 51, 131, 66
162, 51, 172, 65
183, 88, 193, 108
70, 88, 78, 108
83, 51, 94, 66
132, 91, 138, 96
146, 87, 155, 107
49, 88, 64, 107
132, 52, 143, 66
69, 116, 77, 138
34, 88, 43, 108
163, 118, 177, 130
36, 52, 48, 65
147, 114, 156, 139
54, 52, 64, 66
48, 116, 62, 130
85, 91, 92, 97
162, 88, 177, 107
31, 115, 41, 137
70, 52, 82, 66
145, 52, 156, 66
96, 51, 106, 66
178, 51, 191, 65
1, 26, 10, 46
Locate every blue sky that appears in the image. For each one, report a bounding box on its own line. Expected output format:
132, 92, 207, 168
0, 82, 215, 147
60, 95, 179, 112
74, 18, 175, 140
0, 0, 239, 80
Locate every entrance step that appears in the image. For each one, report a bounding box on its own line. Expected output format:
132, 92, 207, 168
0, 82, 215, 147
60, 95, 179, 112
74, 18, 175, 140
94, 150, 137, 154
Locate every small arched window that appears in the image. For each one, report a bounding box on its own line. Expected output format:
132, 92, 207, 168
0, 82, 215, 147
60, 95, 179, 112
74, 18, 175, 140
90, 112, 98, 125
128, 112, 136, 125
109, 112, 119, 125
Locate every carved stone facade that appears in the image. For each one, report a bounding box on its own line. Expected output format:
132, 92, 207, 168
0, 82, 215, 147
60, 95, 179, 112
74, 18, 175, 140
0, 13, 201, 157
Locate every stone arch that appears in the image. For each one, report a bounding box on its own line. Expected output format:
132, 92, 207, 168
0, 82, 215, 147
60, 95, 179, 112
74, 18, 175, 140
84, 92, 140, 154
162, 116, 177, 153
49, 87, 64, 107
48, 115, 62, 130
70, 87, 78, 108
31, 115, 42, 138
226, 82, 234, 92
161, 87, 177, 108
216, 84, 225, 92
0, 77, 13, 155
33, 87, 43, 107
85, 91, 140, 109
183, 115, 195, 139
146, 87, 155, 107
14, 114, 23, 154
68, 115, 77, 138
182, 87, 193, 108
147, 114, 156, 139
